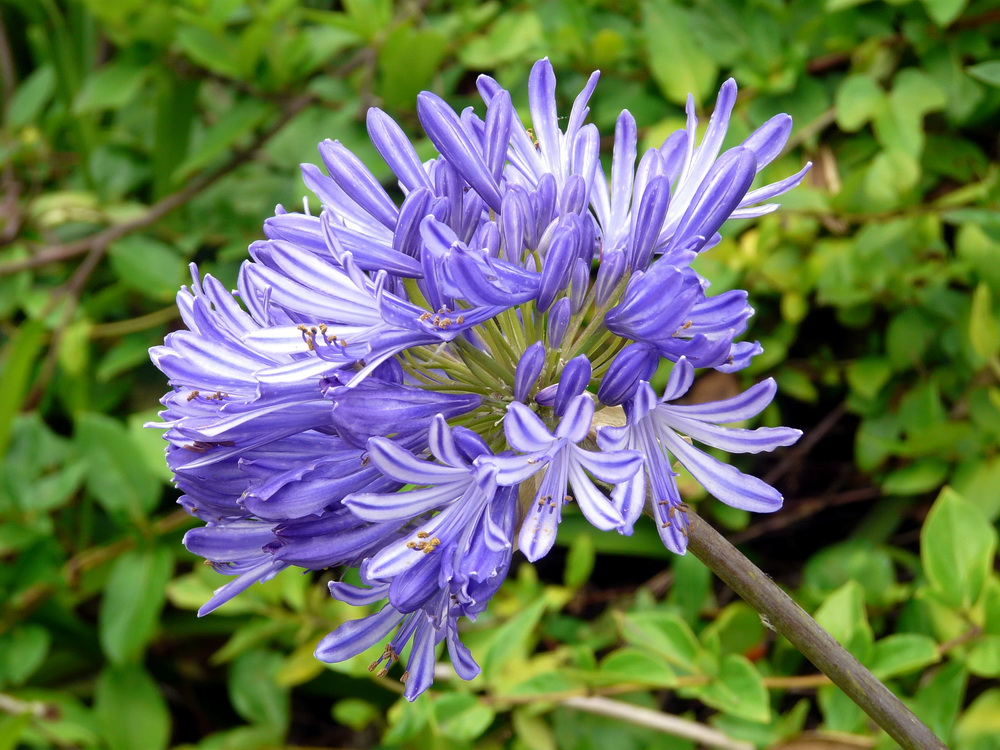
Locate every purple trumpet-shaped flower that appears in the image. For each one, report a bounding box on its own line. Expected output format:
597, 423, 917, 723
150, 57, 806, 698
486, 391, 643, 561
598, 357, 801, 553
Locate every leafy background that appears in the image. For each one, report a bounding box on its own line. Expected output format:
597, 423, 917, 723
1, 0, 999, 748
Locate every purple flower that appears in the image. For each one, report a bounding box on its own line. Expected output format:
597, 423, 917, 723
151, 58, 806, 698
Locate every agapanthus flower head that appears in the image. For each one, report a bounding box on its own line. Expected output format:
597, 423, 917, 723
151, 58, 808, 699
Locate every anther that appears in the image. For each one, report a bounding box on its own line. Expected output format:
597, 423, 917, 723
186, 390, 200, 401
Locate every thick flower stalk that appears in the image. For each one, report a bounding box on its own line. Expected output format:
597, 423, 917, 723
151, 59, 808, 699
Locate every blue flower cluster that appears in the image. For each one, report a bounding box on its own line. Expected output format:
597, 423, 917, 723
152, 59, 808, 699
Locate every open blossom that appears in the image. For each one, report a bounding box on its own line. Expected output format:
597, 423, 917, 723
151, 58, 808, 699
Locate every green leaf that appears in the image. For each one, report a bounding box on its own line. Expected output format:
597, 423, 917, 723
0, 320, 46, 460
598, 647, 677, 687
818, 683, 866, 733
846, 357, 892, 400
563, 531, 595, 589
967, 635, 1000, 677
228, 650, 290, 731
173, 98, 273, 181
668, 549, 712, 626
619, 610, 702, 672
332, 698, 378, 731
75, 413, 160, 523
0, 625, 51, 686
512, 708, 557, 750
0, 713, 32, 750
969, 282, 1000, 362
642, 0, 718, 105
921, 487, 998, 609
697, 654, 770, 723
432, 693, 495, 741
881, 458, 950, 496
868, 633, 940, 678
834, 74, 883, 132
74, 62, 148, 113
94, 665, 170, 750
99, 546, 173, 664
966, 60, 1000, 87
8, 66, 56, 129
920, 0, 969, 26
378, 25, 448, 110
814, 581, 874, 663
175, 26, 242, 78
955, 688, 1000, 747
700, 603, 765, 658
480, 597, 547, 676
107, 235, 186, 301
909, 658, 967, 740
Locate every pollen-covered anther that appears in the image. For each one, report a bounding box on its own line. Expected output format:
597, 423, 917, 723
185, 390, 200, 401
419, 312, 432, 322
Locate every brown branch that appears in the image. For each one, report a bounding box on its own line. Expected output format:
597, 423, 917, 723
0, 92, 315, 277
686, 512, 946, 750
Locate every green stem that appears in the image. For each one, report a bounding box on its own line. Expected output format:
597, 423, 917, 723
685, 512, 947, 750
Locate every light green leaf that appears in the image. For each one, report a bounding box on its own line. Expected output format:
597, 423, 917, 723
642, 0, 718, 105
619, 610, 702, 672
74, 62, 148, 114
881, 458, 950, 496
920, 0, 969, 26
697, 654, 770, 723
99, 546, 173, 664
921, 487, 998, 609
955, 688, 1000, 746
969, 282, 1000, 362
332, 698, 378, 731
0, 713, 32, 750
834, 74, 883, 132
967, 635, 1000, 677
598, 647, 677, 687
432, 693, 495, 741
967, 60, 1000, 87
846, 357, 892, 400
814, 581, 874, 663
94, 665, 170, 750
563, 531, 595, 589
868, 633, 940, 678
480, 597, 547, 676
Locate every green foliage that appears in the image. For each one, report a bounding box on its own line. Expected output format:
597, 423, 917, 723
1, 0, 997, 748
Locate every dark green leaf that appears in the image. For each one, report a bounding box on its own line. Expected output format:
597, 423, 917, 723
94, 665, 170, 750
75, 413, 160, 523
99, 546, 173, 664
228, 650, 290, 731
